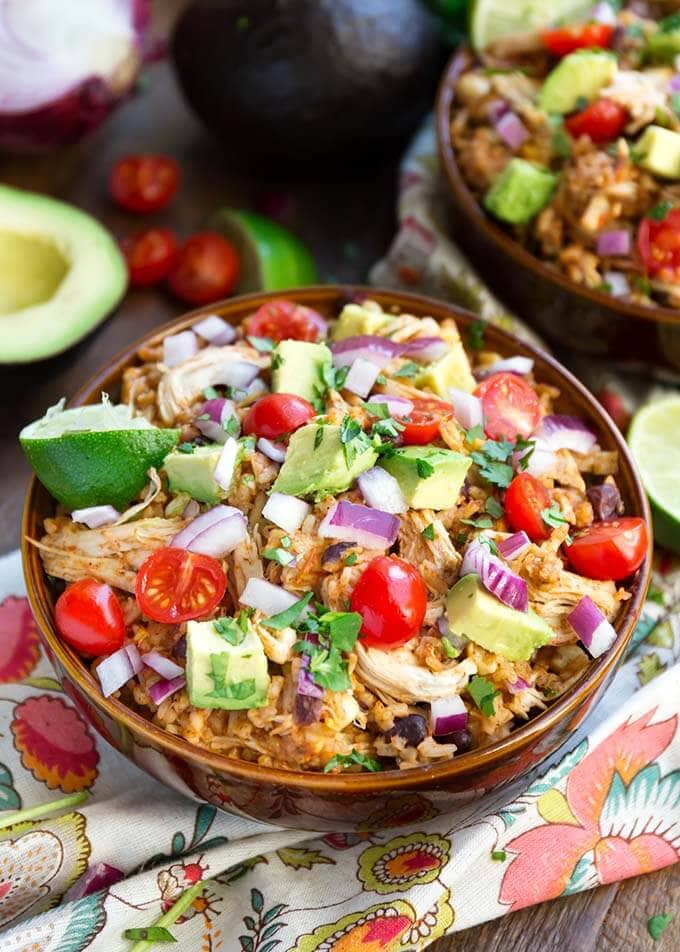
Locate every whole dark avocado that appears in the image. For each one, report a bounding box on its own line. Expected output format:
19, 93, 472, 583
171, 0, 444, 163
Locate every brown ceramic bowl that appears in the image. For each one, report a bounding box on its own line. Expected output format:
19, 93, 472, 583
436, 48, 680, 376
22, 286, 652, 832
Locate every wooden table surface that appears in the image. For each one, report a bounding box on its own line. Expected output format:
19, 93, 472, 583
1, 3, 676, 949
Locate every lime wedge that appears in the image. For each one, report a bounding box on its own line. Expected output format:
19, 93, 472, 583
469, 0, 593, 50
628, 396, 680, 553
20, 401, 179, 511
209, 208, 317, 293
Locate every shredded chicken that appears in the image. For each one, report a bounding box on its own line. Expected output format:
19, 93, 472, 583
397, 511, 461, 595
355, 643, 477, 703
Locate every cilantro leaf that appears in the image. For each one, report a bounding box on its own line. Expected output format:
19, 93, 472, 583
464, 423, 485, 443
478, 536, 499, 556
460, 516, 494, 529
471, 452, 514, 488
421, 522, 436, 541
372, 417, 404, 439
176, 442, 194, 454
339, 414, 372, 467
344, 552, 358, 566
213, 616, 246, 646
363, 401, 391, 419
262, 547, 296, 566
441, 636, 460, 659
223, 415, 240, 437
541, 503, 569, 529
648, 914, 673, 941
262, 591, 314, 630
467, 676, 500, 717
648, 201, 673, 222
416, 458, 434, 478
485, 496, 504, 519
319, 611, 362, 652
207, 654, 256, 701
393, 361, 419, 378
203, 386, 219, 400
270, 348, 282, 371
468, 319, 486, 351
307, 645, 351, 692
314, 424, 325, 449
324, 750, 382, 773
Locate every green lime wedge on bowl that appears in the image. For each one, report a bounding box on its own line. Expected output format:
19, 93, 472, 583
628, 396, 680, 553
209, 208, 317, 293
20, 401, 179, 511
470, 0, 593, 50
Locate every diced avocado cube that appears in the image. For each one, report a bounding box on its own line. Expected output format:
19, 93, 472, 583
272, 340, 332, 404
186, 618, 270, 710
634, 125, 680, 180
415, 340, 475, 395
445, 574, 553, 662
163, 443, 237, 504
272, 423, 378, 499
539, 50, 617, 115
331, 302, 391, 340
379, 444, 471, 510
484, 159, 558, 226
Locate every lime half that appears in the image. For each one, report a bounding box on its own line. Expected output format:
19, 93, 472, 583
209, 208, 317, 293
628, 396, 680, 553
21, 401, 179, 511
470, 0, 593, 50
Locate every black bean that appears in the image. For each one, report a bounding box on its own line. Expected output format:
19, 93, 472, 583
384, 714, 428, 748
587, 481, 623, 521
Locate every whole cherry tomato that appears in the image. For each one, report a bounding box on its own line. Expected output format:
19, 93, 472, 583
541, 22, 614, 57
565, 517, 649, 581
350, 556, 427, 649
109, 154, 180, 213
504, 473, 551, 541
168, 232, 241, 305
55, 579, 125, 657
242, 393, 316, 439
566, 99, 628, 143
475, 372, 541, 441
243, 299, 327, 342
121, 228, 179, 287
637, 206, 680, 283
136, 548, 227, 623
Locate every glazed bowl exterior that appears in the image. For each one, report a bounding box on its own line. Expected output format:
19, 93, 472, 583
22, 286, 652, 832
436, 49, 680, 377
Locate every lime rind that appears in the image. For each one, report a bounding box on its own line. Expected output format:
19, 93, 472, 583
20, 400, 153, 441
628, 395, 680, 552
469, 0, 594, 51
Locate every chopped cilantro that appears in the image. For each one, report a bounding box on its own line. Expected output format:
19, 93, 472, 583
393, 361, 419, 378
340, 413, 372, 467
324, 750, 382, 773
461, 516, 494, 529
421, 522, 436, 541
176, 442, 194, 454
320, 610, 362, 652
441, 636, 459, 659
472, 436, 533, 488
123, 926, 177, 942
270, 348, 282, 371
207, 654, 256, 700
471, 450, 514, 489
541, 503, 569, 529
344, 552, 358, 566
213, 616, 247, 646
372, 417, 404, 440
262, 547, 296, 566
547, 115, 571, 159
491, 850, 507, 862
468, 676, 500, 717
468, 319, 486, 350
478, 536, 499, 556
660, 11, 680, 32
196, 412, 210, 421
648, 201, 673, 222
648, 914, 672, 941
416, 458, 434, 478
238, 435, 256, 454
314, 424, 325, 450
363, 400, 391, 419
634, 275, 652, 295
302, 643, 351, 691
292, 609, 362, 692
464, 423, 485, 444
246, 335, 274, 352
596, 281, 613, 295
638, 652, 665, 686
263, 591, 313, 630
224, 415, 240, 437
485, 496, 504, 519
376, 373, 387, 385
203, 386, 219, 400
513, 437, 535, 470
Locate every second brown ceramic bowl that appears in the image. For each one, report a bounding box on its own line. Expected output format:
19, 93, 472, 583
22, 286, 652, 832
436, 49, 680, 376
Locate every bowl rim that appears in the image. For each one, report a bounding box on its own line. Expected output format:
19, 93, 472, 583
21, 284, 653, 793
435, 47, 680, 330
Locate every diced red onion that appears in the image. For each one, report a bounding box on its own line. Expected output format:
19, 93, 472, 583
192, 314, 233, 342
358, 466, 407, 514
535, 415, 597, 454
498, 531, 531, 561
344, 357, 381, 398
149, 675, 186, 706
507, 677, 530, 695
330, 335, 402, 369
71, 505, 120, 528
240, 577, 298, 616
567, 595, 617, 658
124, 643, 143, 676
172, 503, 242, 549
257, 437, 287, 462
603, 271, 630, 298
321, 541, 356, 564
262, 491, 310, 533
513, 440, 557, 476
297, 662, 323, 699
318, 500, 400, 550
142, 651, 184, 680
213, 361, 260, 389
195, 398, 236, 444
64, 862, 124, 902
450, 389, 483, 429
366, 393, 414, 417
495, 111, 529, 151
212, 326, 238, 346
487, 98, 509, 123
461, 538, 528, 613
597, 230, 631, 257
431, 695, 468, 736
163, 330, 198, 368
96, 647, 138, 698
238, 378, 267, 402
590, 1, 618, 24
187, 512, 247, 557
183, 499, 200, 520
401, 336, 449, 362
669, 73, 680, 93
213, 437, 240, 491
477, 356, 534, 379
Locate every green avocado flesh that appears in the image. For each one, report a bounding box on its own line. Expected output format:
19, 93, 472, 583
538, 50, 617, 115
484, 159, 557, 225
186, 618, 269, 710
272, 339, 332, 403
272, 423, 377, 499
380, 444, 471, 510
445, 574, 553, 662
0, 185, 126, 364
163, 445, 227, 504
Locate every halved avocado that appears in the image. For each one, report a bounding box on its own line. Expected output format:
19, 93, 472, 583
0, 185, 127, 364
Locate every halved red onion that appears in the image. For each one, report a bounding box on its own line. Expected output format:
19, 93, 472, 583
214, 361, 260, 389
318, 500, 400, 550
461, 539, 528, 613
366, 393, 414, 417
262, 492, 310, 533
358, 467, 407, 514
431, 695, 468, 736
536, 415, 597, 454
330, 335, 402, 369
477, 356, 534, 379
192, 314, 233, 342
498, 531, 531, 561
142, 651, 184, 680
257, 437, 287, 462
195, 398, 236, 444
344, 357, 380, 398
96, 646, 138, 697
597, 230, 631, 257
567, 596, 617, 658
124, 643, 143, 676
214, 438, 240, 491
603, 271, 630, 298
495, 111, 529, 151
240, 578, 299, 616
450, 389, 483, 429
163, 330, 198, 368
401, 336, 449, 362
149, 675, 185, 706
71, 505, 120, 528
172, 503, 242, 548
507, 677, 530, 695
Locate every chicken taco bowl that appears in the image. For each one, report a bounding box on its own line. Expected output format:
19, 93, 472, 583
22, 287, 651, 830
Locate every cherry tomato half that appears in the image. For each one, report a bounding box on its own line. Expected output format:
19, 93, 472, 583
55, 579, 125, 657
136, 548, 227, 623
243, 299, 327, 342
541, 22, 614, 57
168, 232, 241, 305
121, 228, 179, 287
242, 392, 316, 439
350, 556, 427, 649
637, 207, 680, 282
397, 396, 451, 445
564, 517, 649, 581
566, 99, 627, 143
109, 154, 180, 213
504, 473, 550, 541
475, 372, 541, 441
